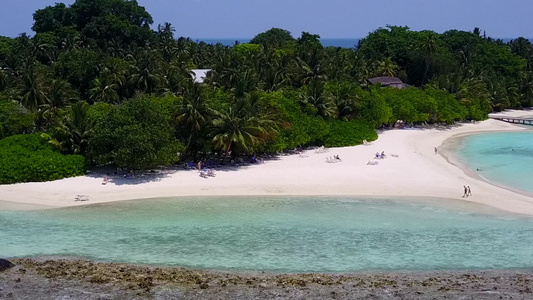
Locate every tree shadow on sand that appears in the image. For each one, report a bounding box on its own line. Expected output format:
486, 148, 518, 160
86, 166, 179, 186
378, 121, 467, 133
85, 155, 283, 184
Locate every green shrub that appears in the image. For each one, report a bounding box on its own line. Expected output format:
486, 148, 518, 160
88, 96, 183, 169
463, 98, 492, 121
424, 87, 467, 123
322, 120, 378, 147
264, 91, 329, 150
0, 101, 34, 139
0, 134, 86, 184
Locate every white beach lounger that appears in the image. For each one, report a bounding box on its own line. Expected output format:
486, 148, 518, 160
75, 195, 90, 202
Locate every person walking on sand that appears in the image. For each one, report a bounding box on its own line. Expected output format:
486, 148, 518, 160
467, 186, 472, 196
463, 186, 468, 198
197, 160, 202, 171
434, 147, 438, 154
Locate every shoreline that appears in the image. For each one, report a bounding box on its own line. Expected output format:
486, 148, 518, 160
15, 194, 530, 219
1, 110, 533, 215
440, 130, 533, 200
1, 257, 532, 299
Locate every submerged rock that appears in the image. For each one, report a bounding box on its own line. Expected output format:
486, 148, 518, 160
0, 259, 15, 271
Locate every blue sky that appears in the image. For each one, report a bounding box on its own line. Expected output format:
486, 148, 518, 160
1, 0, 532, 39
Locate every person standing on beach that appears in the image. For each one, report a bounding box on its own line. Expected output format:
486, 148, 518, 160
434, 147, 438, 154
463, 186, 468, 198
467, 186, 472, 196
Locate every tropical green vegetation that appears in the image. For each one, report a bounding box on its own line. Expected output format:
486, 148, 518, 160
1, 0, 532, 182
0, 134, 85, 183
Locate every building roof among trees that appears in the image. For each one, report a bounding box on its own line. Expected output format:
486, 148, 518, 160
191, 69, 211, 83
367, 76, 411, 89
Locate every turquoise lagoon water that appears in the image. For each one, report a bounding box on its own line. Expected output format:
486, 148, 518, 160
455, 131, 533, 193
1, 196, 532, 272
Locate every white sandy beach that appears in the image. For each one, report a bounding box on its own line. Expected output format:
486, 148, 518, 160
1, 110, 532, 215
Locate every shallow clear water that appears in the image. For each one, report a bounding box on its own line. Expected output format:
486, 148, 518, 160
456, 131, 533, 193
1, 196, 532, 272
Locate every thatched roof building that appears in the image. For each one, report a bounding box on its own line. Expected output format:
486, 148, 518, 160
367, 77, 411, 89
191, 69, 211, 83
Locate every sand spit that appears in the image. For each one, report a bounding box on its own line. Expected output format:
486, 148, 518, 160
0, 110, 532, 215
0, 258, 532, 299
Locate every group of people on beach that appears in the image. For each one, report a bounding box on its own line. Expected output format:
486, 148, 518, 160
462, 185, 472, 197
199, 168, 216, 178
102, 168, 134, 184
375, 151, 386, 159
197, 161, 216, 178
325, 155, 342, 163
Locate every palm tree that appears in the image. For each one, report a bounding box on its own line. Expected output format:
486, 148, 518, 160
521, 70, 533, 107
296, 47, 328, 86
174, 37, 191, 62
60, 34, 82, 52
89, 78, 119, 103
158, 22, 177, 63
211, 96, 277, 160
0, 70, 9, 91
473, 27, 482, 37
19, 64, 48, 111
349, 54, 372, 84
256, 47, 292, 91
417, 32, 438, 85
209, 51, 238, 88
101, 59, 128, 100
107, 38, 126, 58
158, 22, 175, 40
509, 37, 532, 59
487, 80, 510, 111
325, 48, 353, 81
300, 80, 336, 118
41, 80, 77, 126
504, 84, 520, 108
52, 101, 93, 154
177, 82, 212, 158
374, 57, 399, 77
428, 73, 462, 94
31, 35, 53, 64
232, 68, 257, 98
331, 82, 360, 120
161, 62, 192, 95
15, 33, 33, 58
128, 50, 161, 94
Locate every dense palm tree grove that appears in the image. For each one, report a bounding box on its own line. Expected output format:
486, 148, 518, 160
1, 0, 532, 182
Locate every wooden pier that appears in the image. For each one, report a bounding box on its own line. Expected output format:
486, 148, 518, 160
489, 116, 533, 126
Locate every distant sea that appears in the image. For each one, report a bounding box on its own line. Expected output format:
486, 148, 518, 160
193, 38, 361, 48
